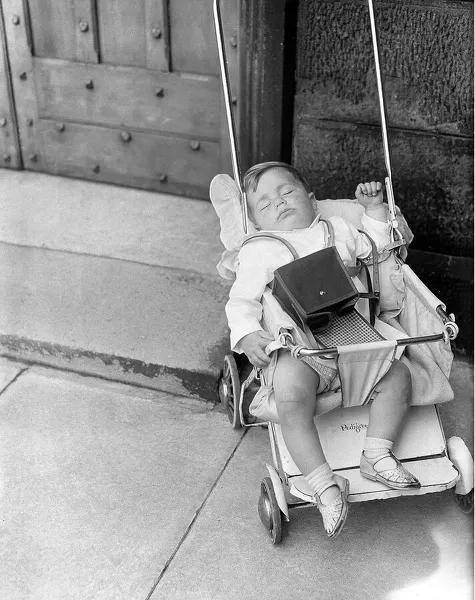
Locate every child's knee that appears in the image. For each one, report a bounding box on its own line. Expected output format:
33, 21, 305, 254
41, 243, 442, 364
276, 383, 317, 425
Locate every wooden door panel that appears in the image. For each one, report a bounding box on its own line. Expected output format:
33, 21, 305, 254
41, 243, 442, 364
35, 59, 220, 139
97, 0, 168, 70
38, 120, 220, 198
169, 0, 218, 75
2, 0, 42, 172
28, 0, 97, 63
143, 0, 169, 71
98, 0, 146, 66
0, 22, 20, 168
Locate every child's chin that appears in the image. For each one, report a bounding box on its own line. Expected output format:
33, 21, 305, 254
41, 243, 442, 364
275, 217, 309, 231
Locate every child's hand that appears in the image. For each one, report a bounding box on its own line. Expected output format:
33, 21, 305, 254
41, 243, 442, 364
355, 181, 384, 209
240, 330, 274, 368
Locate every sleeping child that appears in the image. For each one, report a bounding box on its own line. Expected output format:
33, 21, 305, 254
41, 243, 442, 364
218, 161, 420, 539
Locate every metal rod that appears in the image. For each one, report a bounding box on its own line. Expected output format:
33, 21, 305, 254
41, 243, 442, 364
396, 333, 446, 345
367, 0, 401, 240
213, 0, 249, 233
368, 0, 392, 181
287, 332, 447, 358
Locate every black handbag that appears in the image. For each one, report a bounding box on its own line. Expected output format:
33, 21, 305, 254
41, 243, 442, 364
241, 219, 360, 333
272, 245, 359, 331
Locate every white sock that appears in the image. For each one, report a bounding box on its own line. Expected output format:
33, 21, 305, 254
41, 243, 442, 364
305, 462, 339, 505
363, 437, 397, 471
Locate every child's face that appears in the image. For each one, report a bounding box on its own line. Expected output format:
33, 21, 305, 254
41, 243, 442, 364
247, 168, 316, 231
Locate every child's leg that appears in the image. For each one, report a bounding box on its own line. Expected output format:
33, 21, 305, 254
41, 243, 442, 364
367, 359, 411, 442
363, 360, 419, 487
273, 350, 349, 536
273, 350, 341, 504
273, 349, 324, 475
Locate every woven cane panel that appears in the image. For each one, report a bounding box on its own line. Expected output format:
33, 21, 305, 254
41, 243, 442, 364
314, 310, 383, 347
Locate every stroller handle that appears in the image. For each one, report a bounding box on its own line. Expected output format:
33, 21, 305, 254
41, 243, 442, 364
213, 0, 250, 234
367, 0, 405, 248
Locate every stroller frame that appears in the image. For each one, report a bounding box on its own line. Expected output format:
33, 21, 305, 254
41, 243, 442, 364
213, 0, 473, 544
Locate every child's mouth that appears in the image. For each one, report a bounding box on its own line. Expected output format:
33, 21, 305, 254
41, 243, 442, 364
278, 208, 294, 219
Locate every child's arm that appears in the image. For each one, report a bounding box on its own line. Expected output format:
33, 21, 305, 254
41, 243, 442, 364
356, 181, 413, 248
355, 181, 387, 222
352, 180, 393, 257
225, 243, 276, 368
327, 182, 391, 262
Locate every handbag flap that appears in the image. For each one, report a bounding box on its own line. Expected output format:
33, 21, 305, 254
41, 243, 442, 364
272, 247, 358, 315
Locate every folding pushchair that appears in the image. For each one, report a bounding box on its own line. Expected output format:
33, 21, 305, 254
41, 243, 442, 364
213, 0, 473, 544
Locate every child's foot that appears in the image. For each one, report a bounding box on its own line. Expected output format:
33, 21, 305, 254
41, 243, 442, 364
360, 450, 421, 489
314, 475, 349, 538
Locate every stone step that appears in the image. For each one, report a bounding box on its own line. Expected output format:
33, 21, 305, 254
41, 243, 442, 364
0, 243, 230, 400
0, 170, 232, 400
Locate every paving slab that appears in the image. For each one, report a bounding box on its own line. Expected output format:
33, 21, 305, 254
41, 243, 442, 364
0, 170, 224, 276
151, 425, 473, 600
0, 243, 230, 400
0, 357, 27, 393
0, 367, 244, 600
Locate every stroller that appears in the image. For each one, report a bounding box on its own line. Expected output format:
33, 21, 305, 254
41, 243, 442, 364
212, 0, 474, 544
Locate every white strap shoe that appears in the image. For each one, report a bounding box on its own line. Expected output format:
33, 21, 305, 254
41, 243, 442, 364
360, 451, 421, 489
313, 474, 350, 539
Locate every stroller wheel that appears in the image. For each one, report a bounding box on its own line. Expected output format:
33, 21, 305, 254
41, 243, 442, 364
447, 436, 474, 512
258, 477, 283, 544
452, 488, 474, 514
218, 354, 241, 429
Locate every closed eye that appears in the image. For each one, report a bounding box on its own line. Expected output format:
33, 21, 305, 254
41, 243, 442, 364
260, 203, 270, 211
283, 188, 293, 195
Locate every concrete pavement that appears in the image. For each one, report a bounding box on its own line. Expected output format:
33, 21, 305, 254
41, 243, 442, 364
0, 356, 472, 600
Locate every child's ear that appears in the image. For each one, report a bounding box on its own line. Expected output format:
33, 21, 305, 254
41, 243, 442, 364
308, 191, 318, 213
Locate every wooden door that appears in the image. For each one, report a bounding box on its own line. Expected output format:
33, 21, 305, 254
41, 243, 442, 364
1, 0, 239, 199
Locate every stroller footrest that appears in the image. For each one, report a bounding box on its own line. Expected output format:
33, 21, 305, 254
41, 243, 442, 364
287, 456, 458, 505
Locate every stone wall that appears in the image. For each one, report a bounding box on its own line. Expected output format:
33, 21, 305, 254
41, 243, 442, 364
292, 0, 473, 351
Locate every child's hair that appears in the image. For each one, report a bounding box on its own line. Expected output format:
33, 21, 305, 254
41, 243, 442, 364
243, 161, 311, 194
